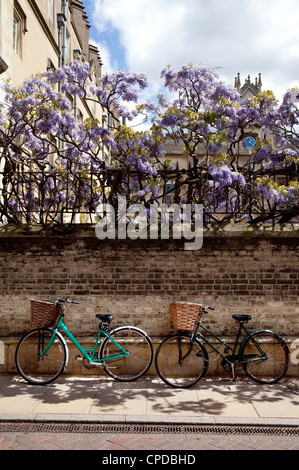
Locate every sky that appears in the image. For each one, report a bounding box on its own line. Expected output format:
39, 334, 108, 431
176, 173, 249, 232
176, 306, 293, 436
83, 0, 299, 105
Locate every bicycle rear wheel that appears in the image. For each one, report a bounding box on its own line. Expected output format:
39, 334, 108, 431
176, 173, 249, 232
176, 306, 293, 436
15, 328, 67, 385
240, 331, 289, 384
99, 326, 153, 381
155, 333, 209, 388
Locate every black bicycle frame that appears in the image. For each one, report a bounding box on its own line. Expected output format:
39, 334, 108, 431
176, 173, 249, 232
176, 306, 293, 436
185, 319, 266, 368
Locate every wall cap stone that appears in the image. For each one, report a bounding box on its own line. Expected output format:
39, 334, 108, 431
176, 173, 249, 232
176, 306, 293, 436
0, 223, 298, 239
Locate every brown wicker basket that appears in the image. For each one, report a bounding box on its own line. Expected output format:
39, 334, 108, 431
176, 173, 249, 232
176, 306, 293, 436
170, 302, 202, 331
30, 300, 60, 329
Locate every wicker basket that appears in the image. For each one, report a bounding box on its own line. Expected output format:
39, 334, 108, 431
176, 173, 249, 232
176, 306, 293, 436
170, 302, 202, 331
30, 300, 60, 329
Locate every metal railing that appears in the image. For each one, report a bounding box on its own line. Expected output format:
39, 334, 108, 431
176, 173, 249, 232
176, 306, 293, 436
0, 162, 298, 225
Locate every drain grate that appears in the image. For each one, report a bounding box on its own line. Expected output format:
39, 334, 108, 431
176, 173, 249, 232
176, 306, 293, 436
0, 422, 298, 437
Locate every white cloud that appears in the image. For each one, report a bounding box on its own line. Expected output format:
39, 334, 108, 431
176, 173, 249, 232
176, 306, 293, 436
88, 0, 299, 101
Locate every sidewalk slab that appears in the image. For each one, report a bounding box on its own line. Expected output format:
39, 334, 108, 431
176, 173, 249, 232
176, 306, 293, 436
196, 384, 260, 418
90, 387, 148, 416
146, 387, 201, 417
243, 385, 299, 419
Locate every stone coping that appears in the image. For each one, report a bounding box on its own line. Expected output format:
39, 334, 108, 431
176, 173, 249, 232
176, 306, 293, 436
0, 223, 298, 239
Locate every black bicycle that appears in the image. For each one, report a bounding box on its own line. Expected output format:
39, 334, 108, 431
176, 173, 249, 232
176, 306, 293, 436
155, 306, 289, 388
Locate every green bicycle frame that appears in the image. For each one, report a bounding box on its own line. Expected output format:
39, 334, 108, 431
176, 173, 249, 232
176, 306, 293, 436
41, 315, 130, 365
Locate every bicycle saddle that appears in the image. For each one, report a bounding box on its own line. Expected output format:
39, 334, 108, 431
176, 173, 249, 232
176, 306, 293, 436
232, 315, 251, 322
96, 314, 114, 324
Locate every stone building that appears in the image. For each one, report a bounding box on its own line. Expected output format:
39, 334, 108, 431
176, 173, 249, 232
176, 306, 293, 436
234, 72, 262, 100
0, 0, 103, 123
0, 0, 113, 223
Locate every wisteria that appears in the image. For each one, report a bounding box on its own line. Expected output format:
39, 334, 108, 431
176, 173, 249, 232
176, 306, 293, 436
0, 61, 298, 225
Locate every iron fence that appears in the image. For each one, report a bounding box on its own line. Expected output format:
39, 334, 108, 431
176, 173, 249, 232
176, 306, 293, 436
0, 162, 298, 225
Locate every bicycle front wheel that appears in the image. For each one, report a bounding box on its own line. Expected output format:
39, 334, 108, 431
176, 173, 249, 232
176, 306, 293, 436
99, 326, 153, 381
15, 328, 67, 385
240, 331, 289, 384
155, 333, 209, 388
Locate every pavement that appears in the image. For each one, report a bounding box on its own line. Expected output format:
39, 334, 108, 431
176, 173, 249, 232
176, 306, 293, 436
0, 374, 298, 428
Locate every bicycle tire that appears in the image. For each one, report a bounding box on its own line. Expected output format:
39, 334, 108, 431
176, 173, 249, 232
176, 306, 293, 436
240, 330, 289, 384
99, 326, 153, 381
15, 328, 67, 385
155, 333, 209, 388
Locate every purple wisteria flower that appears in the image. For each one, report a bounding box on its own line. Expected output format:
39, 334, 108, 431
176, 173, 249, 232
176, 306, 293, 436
0, 60, 298, 224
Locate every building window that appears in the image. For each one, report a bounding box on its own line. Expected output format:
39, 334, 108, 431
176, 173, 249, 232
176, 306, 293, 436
66, 30, 71, 62
77, 109, 83, 123
13, 14, 20, 53
48, 0, 55, 23
13, 2, 27, 57
165, 181, 174, 206
47, 58, 55, 72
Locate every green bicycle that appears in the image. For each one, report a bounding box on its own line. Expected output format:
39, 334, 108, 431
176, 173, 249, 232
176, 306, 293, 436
155, 306, 289, 388
15, 298, 153, 385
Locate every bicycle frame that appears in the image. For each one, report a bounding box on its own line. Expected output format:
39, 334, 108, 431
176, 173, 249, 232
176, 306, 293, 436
40, 314, 130, 366
186, 317, 267, 369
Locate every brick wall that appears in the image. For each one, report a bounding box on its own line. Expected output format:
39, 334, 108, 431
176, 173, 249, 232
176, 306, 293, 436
0, 225, 298, 342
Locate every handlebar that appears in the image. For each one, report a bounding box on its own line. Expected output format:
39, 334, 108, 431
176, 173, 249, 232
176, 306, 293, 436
201, 306, 215, 314
56, 298, 79, 305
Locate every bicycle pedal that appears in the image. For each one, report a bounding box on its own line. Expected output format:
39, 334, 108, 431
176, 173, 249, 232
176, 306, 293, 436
75, 355, 83, 361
